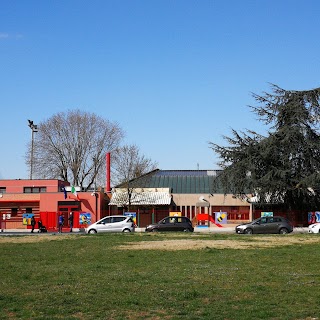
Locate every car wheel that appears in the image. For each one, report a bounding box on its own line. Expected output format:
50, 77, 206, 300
279, 228, 289, 234
152, 228, 159, 232
183, 228, 191, 232
244, 228, 253, 234
88, 229, 97, 234
123, 229, 131, 233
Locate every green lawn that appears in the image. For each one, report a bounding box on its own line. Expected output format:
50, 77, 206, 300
0, 232, 319, 320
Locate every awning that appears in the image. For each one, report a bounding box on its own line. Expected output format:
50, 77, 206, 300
109, 191, 172, 206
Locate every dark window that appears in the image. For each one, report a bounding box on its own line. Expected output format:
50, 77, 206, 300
163, 218, 170, 224
170, 217, 179, 223
0, 187, 6, 194
24, 187, 32, 193
24, 187, 47, 193
103, 217, 111, 224
261, 217, 267, 224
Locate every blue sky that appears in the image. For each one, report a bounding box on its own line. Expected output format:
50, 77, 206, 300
1, 0, 320, 179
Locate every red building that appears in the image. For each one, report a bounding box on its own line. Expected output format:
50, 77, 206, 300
0, 179, 106, 231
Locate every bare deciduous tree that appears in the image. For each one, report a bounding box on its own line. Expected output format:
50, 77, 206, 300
26, 110, 124, 190
111, 144, 158, 210
112, 144, 157, 185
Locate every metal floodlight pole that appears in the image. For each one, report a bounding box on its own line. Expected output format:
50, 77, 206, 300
28, 120, 38, 180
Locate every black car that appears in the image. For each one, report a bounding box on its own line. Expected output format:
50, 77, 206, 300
235, 216, 293, 234
145, 216, 194, 232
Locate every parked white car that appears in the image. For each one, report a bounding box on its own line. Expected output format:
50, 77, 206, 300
85, 215, 135, 234
308, 223, 320, 233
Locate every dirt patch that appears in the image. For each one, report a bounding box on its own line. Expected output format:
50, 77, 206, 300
0, 234, 75, 244
2, 234, 319, 251
118, 236, 320, 251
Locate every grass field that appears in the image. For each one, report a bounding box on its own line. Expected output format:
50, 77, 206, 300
0, 232, 319, 320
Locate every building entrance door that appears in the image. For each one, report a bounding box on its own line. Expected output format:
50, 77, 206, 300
58, 201, 81, 228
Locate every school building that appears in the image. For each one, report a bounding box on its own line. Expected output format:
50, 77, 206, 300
0, 179, 106, 231
108, 169, 252, 227
0, 169, 308, 231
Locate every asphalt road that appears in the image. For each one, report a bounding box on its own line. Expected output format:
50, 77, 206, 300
0, 227, 310, 236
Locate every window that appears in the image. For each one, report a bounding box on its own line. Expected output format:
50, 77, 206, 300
101, 217, 111, 224
163, 217, 170, 224
170, 217, 178, 223
0, 187, 6, 194
260, 217, 267, 224
24, 187, 47, 193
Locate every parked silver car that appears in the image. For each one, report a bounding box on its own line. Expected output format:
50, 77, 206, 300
85, 215, 135, 234
235, 216, 293, 234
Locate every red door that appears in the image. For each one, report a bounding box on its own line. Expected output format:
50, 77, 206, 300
58, 203, 80, 230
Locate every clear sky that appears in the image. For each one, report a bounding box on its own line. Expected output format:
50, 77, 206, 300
1, 0, 320, 179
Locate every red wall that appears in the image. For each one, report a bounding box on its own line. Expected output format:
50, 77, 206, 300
0, 179, 68, 193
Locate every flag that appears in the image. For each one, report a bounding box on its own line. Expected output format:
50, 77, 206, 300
71, 186, 79, 200
62, 187, 67, 199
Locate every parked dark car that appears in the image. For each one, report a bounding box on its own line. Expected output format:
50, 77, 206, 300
145, 216, 194, 232
235, 216, 293, 234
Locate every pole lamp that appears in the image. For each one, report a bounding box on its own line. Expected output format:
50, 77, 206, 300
28, 119, 38, 180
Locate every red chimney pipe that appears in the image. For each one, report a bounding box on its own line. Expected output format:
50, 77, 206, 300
106, 152, 111, 192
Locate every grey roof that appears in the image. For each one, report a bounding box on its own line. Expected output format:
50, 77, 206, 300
122, 170, 223, 194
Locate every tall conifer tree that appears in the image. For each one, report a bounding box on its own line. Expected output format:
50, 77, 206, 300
210, 84, 320, 211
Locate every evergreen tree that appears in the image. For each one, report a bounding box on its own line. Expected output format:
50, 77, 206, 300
210, 84, 320, 211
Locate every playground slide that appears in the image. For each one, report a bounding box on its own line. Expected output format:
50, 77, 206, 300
196, 214, 223, 228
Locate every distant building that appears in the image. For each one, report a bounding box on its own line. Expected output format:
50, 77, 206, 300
0, 179, 106, 231
108, 169, 252, 227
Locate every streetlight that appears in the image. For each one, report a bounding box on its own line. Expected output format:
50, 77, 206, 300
28, 119, 38, 180
196, 196, 211, 228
